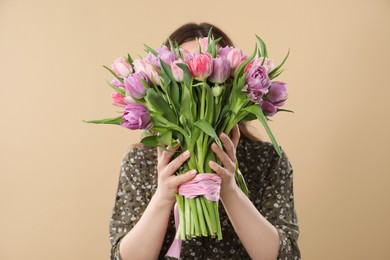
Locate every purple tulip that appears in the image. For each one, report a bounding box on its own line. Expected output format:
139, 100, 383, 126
266, 81, 288, 105
260, 100, 277, 117
218, 46, 233, 57
124, 71, 149, 99
242, 65, 271, 103
147, 46, 177, 69
209, 57, 230, 83
111, 78, 124, 88
121, 103, 152, 130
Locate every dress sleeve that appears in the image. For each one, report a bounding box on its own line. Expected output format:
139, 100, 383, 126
259, 146, 301, 260
108, 147, 155, 260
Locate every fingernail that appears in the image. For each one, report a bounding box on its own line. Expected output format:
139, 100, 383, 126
211, 143, 217, 148
209, 160, 215, 166
190, 170, 197, 175
183, 150, 190, 156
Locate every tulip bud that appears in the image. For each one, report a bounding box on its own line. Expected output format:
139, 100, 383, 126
198, 37, 209, 53
171, 61, 184, 82
111, 57, 133, 78
212, 85, 224, 97
209, 57, 230, 83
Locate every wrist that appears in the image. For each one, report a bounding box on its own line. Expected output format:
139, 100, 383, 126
220, 184, 241, 203
152, 189, 176, 209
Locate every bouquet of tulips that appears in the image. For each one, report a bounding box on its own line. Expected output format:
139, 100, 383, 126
85, 30, 291, 249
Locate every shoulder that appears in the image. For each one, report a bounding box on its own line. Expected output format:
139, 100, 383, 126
121, 143, 157, 167
238, 136, 293, 180
238, 135, 284, 163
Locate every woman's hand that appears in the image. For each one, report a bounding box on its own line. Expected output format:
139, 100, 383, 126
155, 144, 197, 205
208, 125, 241, 199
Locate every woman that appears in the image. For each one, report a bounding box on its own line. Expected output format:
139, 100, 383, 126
109, 22, 300, 260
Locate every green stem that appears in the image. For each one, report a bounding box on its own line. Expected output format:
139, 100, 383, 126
176, 194, 186, 240
214, 202, 222, 240
196, 81, 207, 172
190, 199, 200, 236
200, 197, 213, 236
205, 199, 217, 236
185, 197, 191, 238
195, 197, 207, 236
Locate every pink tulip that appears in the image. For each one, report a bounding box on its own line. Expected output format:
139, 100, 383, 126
187, 53, 213, 81
133, 58, 162, 86
171, 60, 184, 82
227, 48, 244, 73
111, 92, 126, 107
245, 57, 275, 74
198, 37, 209, 53
218, 46, 245, 76
111, 57, 133, 78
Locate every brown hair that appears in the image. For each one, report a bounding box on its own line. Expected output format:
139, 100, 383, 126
164, 22, 261, 142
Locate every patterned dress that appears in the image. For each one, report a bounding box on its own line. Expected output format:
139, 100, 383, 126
109, 135, 301, 259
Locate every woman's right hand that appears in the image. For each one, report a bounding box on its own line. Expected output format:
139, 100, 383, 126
155, 144, 197, 204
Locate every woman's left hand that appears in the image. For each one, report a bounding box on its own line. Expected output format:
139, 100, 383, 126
208, 124, 241, 199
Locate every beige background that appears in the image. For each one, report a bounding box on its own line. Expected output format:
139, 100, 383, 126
1, 0, 389, 259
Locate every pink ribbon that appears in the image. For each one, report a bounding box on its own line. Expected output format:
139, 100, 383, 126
165, 174, 222, 259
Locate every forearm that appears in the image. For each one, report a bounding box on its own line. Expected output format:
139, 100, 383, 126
221, 187, 280, 260
119, 191, 174, 260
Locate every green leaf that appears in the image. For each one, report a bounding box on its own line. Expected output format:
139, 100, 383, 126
176, 63, 192, 88
157, 131, 173, 146
159, 59, 180, 109
242, 105, 281, 156
140, 135, 158, 147
144, 44, 158, 56
203, 83, 215, 125
277, 108, 294, 113
269, 68, 285, 80
241, 112, 257, 121
126, 53, 134, 65
180, 84, 193, 125
82, 116, 123, 125
269, 48, 290, 79
103, 65, 123, 83
107, 81, 125, 96
255, 34, 268, 58
232, 74, 247, 105
144, 88, 177, 124
193, 119, 222, 148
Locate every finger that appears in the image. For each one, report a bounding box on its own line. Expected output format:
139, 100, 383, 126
230, 125, 241, 149
219, 132, 237, 164
164, 150, 191, 176
211, 142, 236, 172
209, 160, 228, 176
174, 169, 197, 186
160, 144, 181, 166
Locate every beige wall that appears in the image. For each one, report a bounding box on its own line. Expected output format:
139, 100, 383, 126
1, 0, 389, 259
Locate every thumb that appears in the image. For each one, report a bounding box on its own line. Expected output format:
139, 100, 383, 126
175, 170, 197, 186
